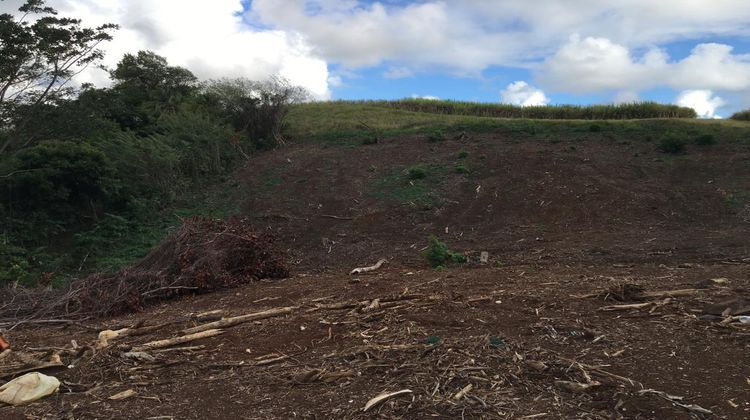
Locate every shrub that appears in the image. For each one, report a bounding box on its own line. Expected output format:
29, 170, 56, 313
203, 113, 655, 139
1, 140, 117, 239
657, 136, 686, 154
423, 236, 467, 268
694, 134, 716, 146
407, 165, 428, 180
730, 109, 750, 121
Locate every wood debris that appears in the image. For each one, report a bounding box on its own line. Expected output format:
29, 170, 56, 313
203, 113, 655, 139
363, 389, 413, 412
350, 259, 387, 275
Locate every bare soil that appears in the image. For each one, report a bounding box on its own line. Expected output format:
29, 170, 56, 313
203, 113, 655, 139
2, 131, 750, 419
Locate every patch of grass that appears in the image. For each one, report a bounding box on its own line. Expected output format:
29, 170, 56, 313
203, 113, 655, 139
454, 164, 470, 174
361, 135, 379, 145
407, 165, 429, 180
657, 136, 686, 154
422, 236, 467, 268
427, 129, 445, 142
370, 164, 452, 209
457, 150, 469, 159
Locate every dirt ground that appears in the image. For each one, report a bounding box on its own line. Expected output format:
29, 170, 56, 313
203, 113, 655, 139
2, 130, 750, 419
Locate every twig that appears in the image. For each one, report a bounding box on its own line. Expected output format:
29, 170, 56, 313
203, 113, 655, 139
319, 214, 354, 220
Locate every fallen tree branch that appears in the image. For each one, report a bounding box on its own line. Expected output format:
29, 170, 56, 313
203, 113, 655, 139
132, 329, 224, 352
637, 389, 713, 417
182, 306, 296, 335
350, 259, 387, 275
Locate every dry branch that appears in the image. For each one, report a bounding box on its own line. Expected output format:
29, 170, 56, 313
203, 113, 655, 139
183, 306, 296, 334
132, 329, 224, 352
350, 259, 387, 275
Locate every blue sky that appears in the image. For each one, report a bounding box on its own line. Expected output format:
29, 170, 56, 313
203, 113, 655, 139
7, 0, 750, 117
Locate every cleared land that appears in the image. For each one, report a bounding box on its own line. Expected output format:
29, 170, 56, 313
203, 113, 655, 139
2, 103, 750, 419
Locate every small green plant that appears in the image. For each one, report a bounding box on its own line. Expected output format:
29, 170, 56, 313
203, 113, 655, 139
589, 124, 602, 132
427, 129, 445, 142
407, 165, 428, 180
694, 134, 716, 146
426, 335, 441, 345
368, 164, 377, 173
489, 336, 506, 349
454, 164, 469, 174
457, 150, 469, 159
657, 136, 686, 154
422, 236, 467, 268
361, 135, 379, 145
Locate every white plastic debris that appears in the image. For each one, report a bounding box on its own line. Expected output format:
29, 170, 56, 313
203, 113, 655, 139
0, 372, 60, 406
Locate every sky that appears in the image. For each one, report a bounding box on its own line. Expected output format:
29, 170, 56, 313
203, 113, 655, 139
3, 0, 750, 117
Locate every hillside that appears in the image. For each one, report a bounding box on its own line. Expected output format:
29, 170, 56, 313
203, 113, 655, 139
3, 103, 750, 419
248, 102, 750, 270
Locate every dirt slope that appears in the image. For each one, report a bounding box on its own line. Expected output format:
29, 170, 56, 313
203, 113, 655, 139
241, 130, 750, 270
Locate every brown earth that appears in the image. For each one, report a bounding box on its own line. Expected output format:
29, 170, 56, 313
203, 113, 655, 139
2, 130, 750, 419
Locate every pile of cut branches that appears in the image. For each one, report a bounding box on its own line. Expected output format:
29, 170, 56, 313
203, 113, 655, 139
0, 216, 288, 323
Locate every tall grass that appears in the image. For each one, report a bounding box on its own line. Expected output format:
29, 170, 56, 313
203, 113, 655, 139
343, 99, 697, 120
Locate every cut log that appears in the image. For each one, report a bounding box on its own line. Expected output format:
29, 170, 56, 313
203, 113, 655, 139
182, 307, 296, 335
132, 329, 224, 352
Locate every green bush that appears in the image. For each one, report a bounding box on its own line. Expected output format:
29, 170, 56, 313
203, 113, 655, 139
1, 140, 117, 240
0, 243, 33, 286
423, 236, 467, 268
657, 136, 686, 154
694, 134, 716, 146
407, 165, 428, 180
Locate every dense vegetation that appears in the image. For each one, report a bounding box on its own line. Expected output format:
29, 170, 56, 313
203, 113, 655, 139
347, 99, 698, 120
730, 109, 750, 121
0, 1, 305, 286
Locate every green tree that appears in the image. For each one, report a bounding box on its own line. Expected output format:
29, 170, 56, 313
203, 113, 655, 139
106, 51, 197, 132
0, 0, 117, 153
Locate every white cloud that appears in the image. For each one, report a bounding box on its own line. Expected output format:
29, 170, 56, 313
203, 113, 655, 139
411, 94, 440, 100
383, 67, 414, 79
248, 0, 750, 74
613, 91, 641, 104
1, 0, 332, 99
676, 90, 726, 119
537, 36, 750, 94
500, 81, 549, 106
